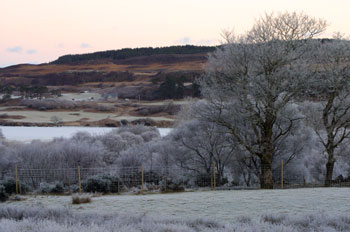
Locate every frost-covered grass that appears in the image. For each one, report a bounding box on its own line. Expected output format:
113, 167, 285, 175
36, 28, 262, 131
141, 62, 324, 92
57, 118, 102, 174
0, 205, 350, 232
4, 188, 350, 223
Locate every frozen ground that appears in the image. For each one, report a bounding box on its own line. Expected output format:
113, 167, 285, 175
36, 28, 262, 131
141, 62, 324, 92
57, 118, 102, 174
0, 126, 172, 142
4, 188, 350, 223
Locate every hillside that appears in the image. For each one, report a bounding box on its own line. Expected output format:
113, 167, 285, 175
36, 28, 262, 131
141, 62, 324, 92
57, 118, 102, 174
0, 45, 214, 83
0, 45, 215, 127
51, 45, 216, 65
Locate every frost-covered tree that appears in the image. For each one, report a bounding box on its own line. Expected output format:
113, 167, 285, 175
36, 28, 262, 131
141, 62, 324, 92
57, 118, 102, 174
200, 12, 326, 188
170, 101, 236, 185
0, 129, 4, 140
305, 38, 350, 186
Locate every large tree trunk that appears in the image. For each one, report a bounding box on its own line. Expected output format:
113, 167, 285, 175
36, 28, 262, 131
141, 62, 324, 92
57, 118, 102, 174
325, 161, 335, 187
323, 96, 336, 187
325, 148, 335, 187
260, 154, 273, 189
260, 107, 275, 189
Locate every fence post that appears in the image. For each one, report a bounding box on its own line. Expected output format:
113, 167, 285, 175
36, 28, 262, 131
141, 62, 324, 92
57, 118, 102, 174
281, 160, 284, 189
141, 166, 144, 194
213, 162, 216, 190
15, 165, 18, 194
78, 166, 82, 194
211, 168, 213, 190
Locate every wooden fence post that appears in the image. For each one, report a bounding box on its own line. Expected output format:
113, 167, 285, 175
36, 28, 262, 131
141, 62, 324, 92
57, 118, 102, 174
78, 166, 82, 194
213, 162, 216, 190
15, 165, 19, 194
281, 160, 284, 189
141, 166, 144, 194
211, 168, 213, 190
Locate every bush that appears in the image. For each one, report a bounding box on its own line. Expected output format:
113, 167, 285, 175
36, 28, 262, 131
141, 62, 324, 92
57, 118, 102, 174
82, 175, 120, 193
161, 178, 185, 192
0, 178, 16, 194
20, 98, 79, 110
135, 103, 180, 116
39, 182, 64, 194
0, 184, 9, 202
0, 178, 29, 195
97, 104, 115, 112
194, 174, 212, 187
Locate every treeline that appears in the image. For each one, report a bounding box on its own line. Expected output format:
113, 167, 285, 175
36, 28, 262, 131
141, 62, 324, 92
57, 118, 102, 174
51, 45, 216, 64
0, 84, 60, 101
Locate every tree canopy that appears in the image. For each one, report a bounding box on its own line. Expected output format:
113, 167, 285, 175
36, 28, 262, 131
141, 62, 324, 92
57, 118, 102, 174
51, 45, 216, 64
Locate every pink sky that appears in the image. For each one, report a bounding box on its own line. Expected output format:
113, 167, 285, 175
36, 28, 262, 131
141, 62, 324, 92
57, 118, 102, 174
1, 0, 349, 67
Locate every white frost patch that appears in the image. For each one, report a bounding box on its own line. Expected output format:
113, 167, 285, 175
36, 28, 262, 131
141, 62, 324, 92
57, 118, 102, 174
4, 188, 350, 223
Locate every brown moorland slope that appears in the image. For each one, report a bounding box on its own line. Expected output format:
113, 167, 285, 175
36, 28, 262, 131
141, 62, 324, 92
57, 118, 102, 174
0, 47, 213, 127
0, 53, 207, 76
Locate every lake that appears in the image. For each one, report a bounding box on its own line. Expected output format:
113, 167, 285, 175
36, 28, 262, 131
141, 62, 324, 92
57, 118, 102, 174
0, 126, 172, 142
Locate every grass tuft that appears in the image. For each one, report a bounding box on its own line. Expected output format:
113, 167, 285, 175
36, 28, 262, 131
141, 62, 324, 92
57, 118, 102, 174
72, 194, 92, 204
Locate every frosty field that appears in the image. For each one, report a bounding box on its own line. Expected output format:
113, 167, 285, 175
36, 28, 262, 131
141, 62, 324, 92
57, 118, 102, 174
4, 188, 350, 223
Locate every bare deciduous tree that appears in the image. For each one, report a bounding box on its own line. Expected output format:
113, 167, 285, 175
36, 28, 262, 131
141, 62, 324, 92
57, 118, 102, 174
200, 12, 326, 188
306, 39, 350, 186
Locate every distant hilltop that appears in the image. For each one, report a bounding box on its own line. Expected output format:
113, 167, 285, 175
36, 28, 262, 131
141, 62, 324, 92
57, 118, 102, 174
51, 45, 217, 65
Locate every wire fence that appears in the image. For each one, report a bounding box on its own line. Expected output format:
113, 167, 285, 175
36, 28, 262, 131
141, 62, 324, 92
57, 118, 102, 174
1, 161, 350, 195
1, 165, 218, 194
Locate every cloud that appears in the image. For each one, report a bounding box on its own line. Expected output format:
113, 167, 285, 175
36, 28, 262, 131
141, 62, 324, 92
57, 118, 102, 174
7, 46, 23, 53
174, 37, 217, 46
197, 39, 216, 46
175, 37, 192, 45
80, 43, 91, 48
57, 43, 65, 48
26, 49, 37, 55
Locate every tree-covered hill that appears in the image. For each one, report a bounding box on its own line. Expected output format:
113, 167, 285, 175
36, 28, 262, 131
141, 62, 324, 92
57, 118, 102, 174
51, 45, 217, 64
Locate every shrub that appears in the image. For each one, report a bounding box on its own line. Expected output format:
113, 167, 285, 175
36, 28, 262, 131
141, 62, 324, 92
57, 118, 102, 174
39, 182, 64, 194
194, 174, 212, 187
82, 175, 120, 193
97, 104, 115, 112
0, 184, 9, 202
1, 178, 16, 194
134, 103, 180, 116
0, 114, 9, 119
161, 178, 185, 192
20, 98, 79, 110
72, 194, 91, 204
50, 182, 65, 193
0, 178, 30, 195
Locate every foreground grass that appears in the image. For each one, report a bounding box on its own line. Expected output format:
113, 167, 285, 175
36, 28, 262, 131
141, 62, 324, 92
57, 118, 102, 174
0, 206, 349, 232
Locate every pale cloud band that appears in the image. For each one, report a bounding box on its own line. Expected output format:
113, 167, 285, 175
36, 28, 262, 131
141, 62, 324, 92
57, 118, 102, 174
175, 37, 216, 46
7, 46, 23, 53
6, 46, 37, 55
80, 43, 91, 48
26, 49, 37, 55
